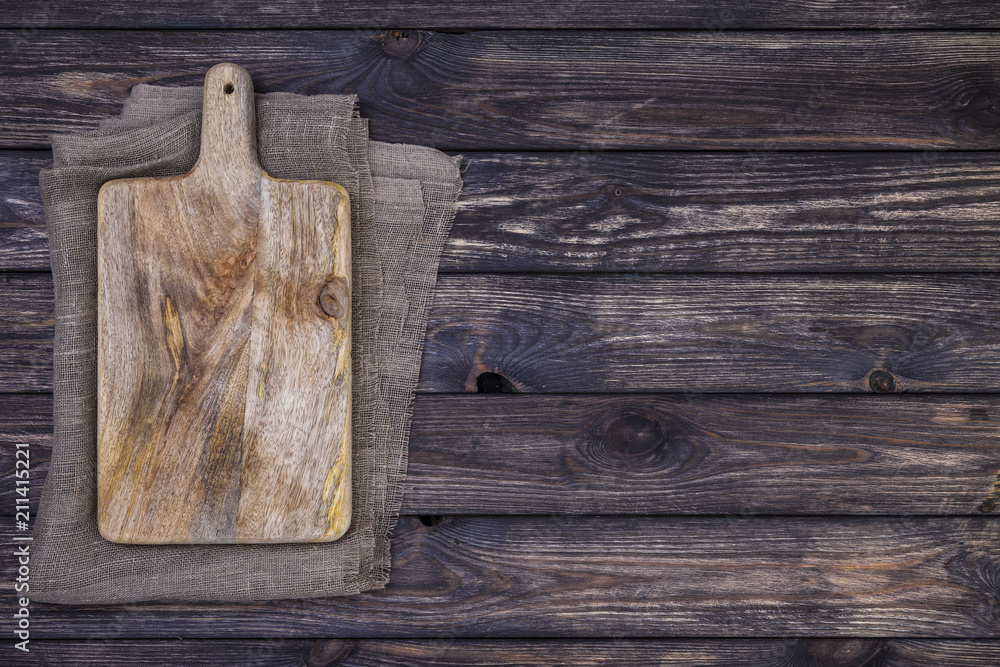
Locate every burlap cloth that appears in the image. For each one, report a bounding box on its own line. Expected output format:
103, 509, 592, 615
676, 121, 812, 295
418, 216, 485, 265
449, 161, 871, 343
32, 83, 462, 603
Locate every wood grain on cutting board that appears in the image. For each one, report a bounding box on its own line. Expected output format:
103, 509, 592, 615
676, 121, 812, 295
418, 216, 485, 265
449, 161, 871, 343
95, 63, 352, 545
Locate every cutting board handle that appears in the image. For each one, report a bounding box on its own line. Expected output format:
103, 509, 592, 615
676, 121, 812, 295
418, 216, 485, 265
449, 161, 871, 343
191, 63, 261, 180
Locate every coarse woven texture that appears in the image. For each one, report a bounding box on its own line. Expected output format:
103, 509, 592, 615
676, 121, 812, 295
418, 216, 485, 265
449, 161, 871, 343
32, 83, 462, 603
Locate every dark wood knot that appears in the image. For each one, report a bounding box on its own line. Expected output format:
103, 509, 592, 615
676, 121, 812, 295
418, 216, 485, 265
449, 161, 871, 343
960, 87, 1000, 127
580, 409, 700, 472
868, 369, 896, 393
581, 408, 711, 474
476, 371, 516, 393
945, 547, 1000, 608
318, 277, 349, 320
800, 638, 888, 667
382, 29, 420, 57
949, 85, 1000, 135
307, 639, 356, 666
418, 515, 446, 527
605, 414, 665, 464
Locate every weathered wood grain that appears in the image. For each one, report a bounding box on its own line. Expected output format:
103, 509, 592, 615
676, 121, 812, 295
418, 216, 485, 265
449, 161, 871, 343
0, 273, 53, 392
8, 272, 1000, 394
16, 638, 1000, 666
0, 151, 47, 270
96, 64, 352, 544
9, 150, 1000, 273
6, 0, 1000, 29
320, 639, 1000, 666
7, 392, 1000, 516
4, 0, 999, 652
886, 639, 1000, 666
9, 516, 1000, 636
0, 394, 49, 518
404, 394, 1000, 515
419, 273, 1000, 393
451, 151, 1000, 273
3, 31, 1000, 149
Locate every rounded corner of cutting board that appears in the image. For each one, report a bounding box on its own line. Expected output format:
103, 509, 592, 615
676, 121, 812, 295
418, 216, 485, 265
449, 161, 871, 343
317, 509, 353, 544
96, 177, 132, 212
96, 515, 129, 545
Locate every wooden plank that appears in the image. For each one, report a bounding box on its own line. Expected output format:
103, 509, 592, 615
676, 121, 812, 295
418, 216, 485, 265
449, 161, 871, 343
889, 639, 1000, 666
8, 392, 1000, 517
0, 151, 47, 270
3, 31, 1000, 149
8, 272, 1000, 393
17, 638, 1000, 665
0, 394, 49, 518
419, 273, 1000, 393
19, 640, 321, 666
403, 394, 1000, 515
10, 150, 1000, 273
10, 516, 1000, 636
453, 151, 1000, 273
5, 1, 1000, 29
0, 273, 53, 392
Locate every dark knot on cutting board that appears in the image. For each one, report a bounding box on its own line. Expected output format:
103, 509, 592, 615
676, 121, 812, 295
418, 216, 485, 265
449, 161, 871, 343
319, 277, 350, 320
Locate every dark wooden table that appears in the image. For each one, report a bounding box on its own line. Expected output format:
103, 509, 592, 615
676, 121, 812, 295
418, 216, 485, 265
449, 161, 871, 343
3, 2, 1000, 664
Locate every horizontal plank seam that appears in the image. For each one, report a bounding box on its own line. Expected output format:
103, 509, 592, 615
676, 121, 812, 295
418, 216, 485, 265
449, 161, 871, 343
11, 144, 1000, 154
12, 148, 1000, 157
6, 27, 1000, 33
12, 270, 1000, 279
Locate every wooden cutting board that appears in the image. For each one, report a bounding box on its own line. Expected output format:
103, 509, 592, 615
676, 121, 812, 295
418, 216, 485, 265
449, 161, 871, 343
96, 63, 352, 545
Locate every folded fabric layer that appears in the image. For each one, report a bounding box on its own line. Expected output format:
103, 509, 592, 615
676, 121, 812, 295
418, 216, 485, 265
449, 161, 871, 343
33, 84, 461, 603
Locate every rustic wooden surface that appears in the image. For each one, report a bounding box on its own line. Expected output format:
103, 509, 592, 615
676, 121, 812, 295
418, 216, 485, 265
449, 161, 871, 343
8, 150, 1000, 274
11, 638, 1000, 666
8, 392, 1000, 517
3, 32, 1000, 150
4, 515, 1000, 637
10, 272, 1000, 394
96, 63, 352, 544
6, 1, 1000, 29
2, 1, 1000, 663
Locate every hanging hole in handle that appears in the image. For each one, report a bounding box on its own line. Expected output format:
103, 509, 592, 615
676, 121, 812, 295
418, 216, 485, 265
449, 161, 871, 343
223, 82, 234, 95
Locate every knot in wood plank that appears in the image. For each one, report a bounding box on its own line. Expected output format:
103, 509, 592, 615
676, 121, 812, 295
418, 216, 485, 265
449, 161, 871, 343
798, 638, 889, 666
382, 29, 420, 57
307, 639, 356, 666
868, 369, 897, 393
580, 408, 706, 472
